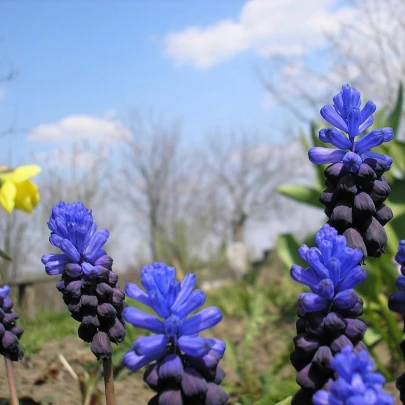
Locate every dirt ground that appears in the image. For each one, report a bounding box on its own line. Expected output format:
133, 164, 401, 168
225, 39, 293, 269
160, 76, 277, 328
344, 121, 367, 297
0, 314, 290, 405
0, 324, 402, 405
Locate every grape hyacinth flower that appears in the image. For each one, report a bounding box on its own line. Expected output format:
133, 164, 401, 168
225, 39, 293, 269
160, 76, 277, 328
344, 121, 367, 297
0, 285, 24, 362
312, 345, 394, 404
123, 262, 228, 405
290, 224, 368, 404
41, 201, 126, 360
309, 84, 394, 258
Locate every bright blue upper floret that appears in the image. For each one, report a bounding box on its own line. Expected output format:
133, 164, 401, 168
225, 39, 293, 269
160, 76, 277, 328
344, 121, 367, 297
312, 345, 394, 405
308, 84, 394, 173
41, 201, 110, 279
291, 224, 366, 314
123, 262, 224, 371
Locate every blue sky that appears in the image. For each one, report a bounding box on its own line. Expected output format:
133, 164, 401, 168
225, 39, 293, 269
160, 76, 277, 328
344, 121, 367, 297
0, 0, 356, 167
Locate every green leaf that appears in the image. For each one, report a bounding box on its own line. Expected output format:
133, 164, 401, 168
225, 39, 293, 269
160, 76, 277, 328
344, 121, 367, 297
0, 249, 12, 262
253, 394, 289, 405
277, 184, 322, 208
276, 233, 304, 269
387, 82, 403, 134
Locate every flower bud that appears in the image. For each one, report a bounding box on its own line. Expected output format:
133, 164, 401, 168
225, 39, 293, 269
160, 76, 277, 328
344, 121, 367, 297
213, 364, 225, 385
374, 204, 393, 226
311, 346, 334, 375
108, 319, 126, 343
356, 163, 376, 190
158, 354, 184, 383
296, 363, 324, 390
293, 334, 320, 355
324, 312, 346, 335
65, 280, 82, 299
336, 174, 358, 197
3, 298, 13, 311
108, 272, 118, 286
80, 294, 98, 309
111, 289, 125, 307
330, 334, 353, 354
91, 331, 112, 360
329, 201, 353, 232
204, 382, 228, 405
362, 158, 386, 178
353, 192, 375, 222
181, 367, 208, 398
158, 387, 183, 405
9, 326, 23, 339
361, 216, 388, 257
368, 177, 390, 204
144, 363, 160, 390
324, 163, 347, 184
342, 227, 367, 258
1, 330, 19, 351
344, 318, 367, 341
97, 303, 117, 319
96, 282, 113, 300
64, 263, 82, 278
319, 187, 339, 208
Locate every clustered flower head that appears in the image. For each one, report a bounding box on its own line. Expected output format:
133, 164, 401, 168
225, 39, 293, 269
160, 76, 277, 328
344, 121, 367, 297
123, 262, 227, 405
312, 345, 394, 405
290, 225, 368, 404
0, 285, 24, 361
308, 84, 394, 258
41, 201, 126, 360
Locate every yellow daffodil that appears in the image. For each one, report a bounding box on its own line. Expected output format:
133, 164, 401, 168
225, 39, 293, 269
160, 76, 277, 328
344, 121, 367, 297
0, 165, 41, 214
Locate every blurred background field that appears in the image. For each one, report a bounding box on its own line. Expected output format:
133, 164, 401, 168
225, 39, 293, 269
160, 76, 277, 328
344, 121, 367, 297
1, 0, 405, 404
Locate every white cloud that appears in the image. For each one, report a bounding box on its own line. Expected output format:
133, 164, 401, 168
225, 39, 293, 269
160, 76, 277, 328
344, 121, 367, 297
28, 114, 131, 143
164, 0, 355, 69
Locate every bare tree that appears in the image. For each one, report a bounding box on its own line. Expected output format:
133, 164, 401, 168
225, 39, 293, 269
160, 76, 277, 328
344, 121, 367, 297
119, 111, 203, 266
201, 131, 307, 244
261, 0, 405, 124
0, 210, 34, 282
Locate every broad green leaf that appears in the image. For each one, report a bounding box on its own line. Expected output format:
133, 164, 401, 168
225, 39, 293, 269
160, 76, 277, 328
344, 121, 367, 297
363, 327, 381, 347
0, 249, 12, 261
277, 233, 304, 268
277, 184, 322, 208
254, 394, 293, 405
387, 83, 403, 134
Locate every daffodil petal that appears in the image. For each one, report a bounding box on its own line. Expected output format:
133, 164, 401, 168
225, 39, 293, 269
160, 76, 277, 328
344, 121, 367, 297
14, 181, 40, 213
0, 181, 17, 213
9, 165, 41, 183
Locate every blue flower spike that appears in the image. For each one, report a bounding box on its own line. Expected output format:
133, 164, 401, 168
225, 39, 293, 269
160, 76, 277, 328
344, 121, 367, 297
310, 85, 394, 258
42, 201, 126, 360
313, 345, 394, 405
123, 262, 228, 405
0, 285, 24, 361
290, 225, 369, 404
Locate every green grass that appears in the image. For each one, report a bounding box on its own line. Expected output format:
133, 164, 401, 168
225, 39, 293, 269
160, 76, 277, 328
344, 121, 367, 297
18, 309, 78, 357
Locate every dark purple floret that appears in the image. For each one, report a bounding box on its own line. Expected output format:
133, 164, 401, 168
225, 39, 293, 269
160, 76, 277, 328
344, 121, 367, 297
0, 285, 24, 362
41, 201, 126, 360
